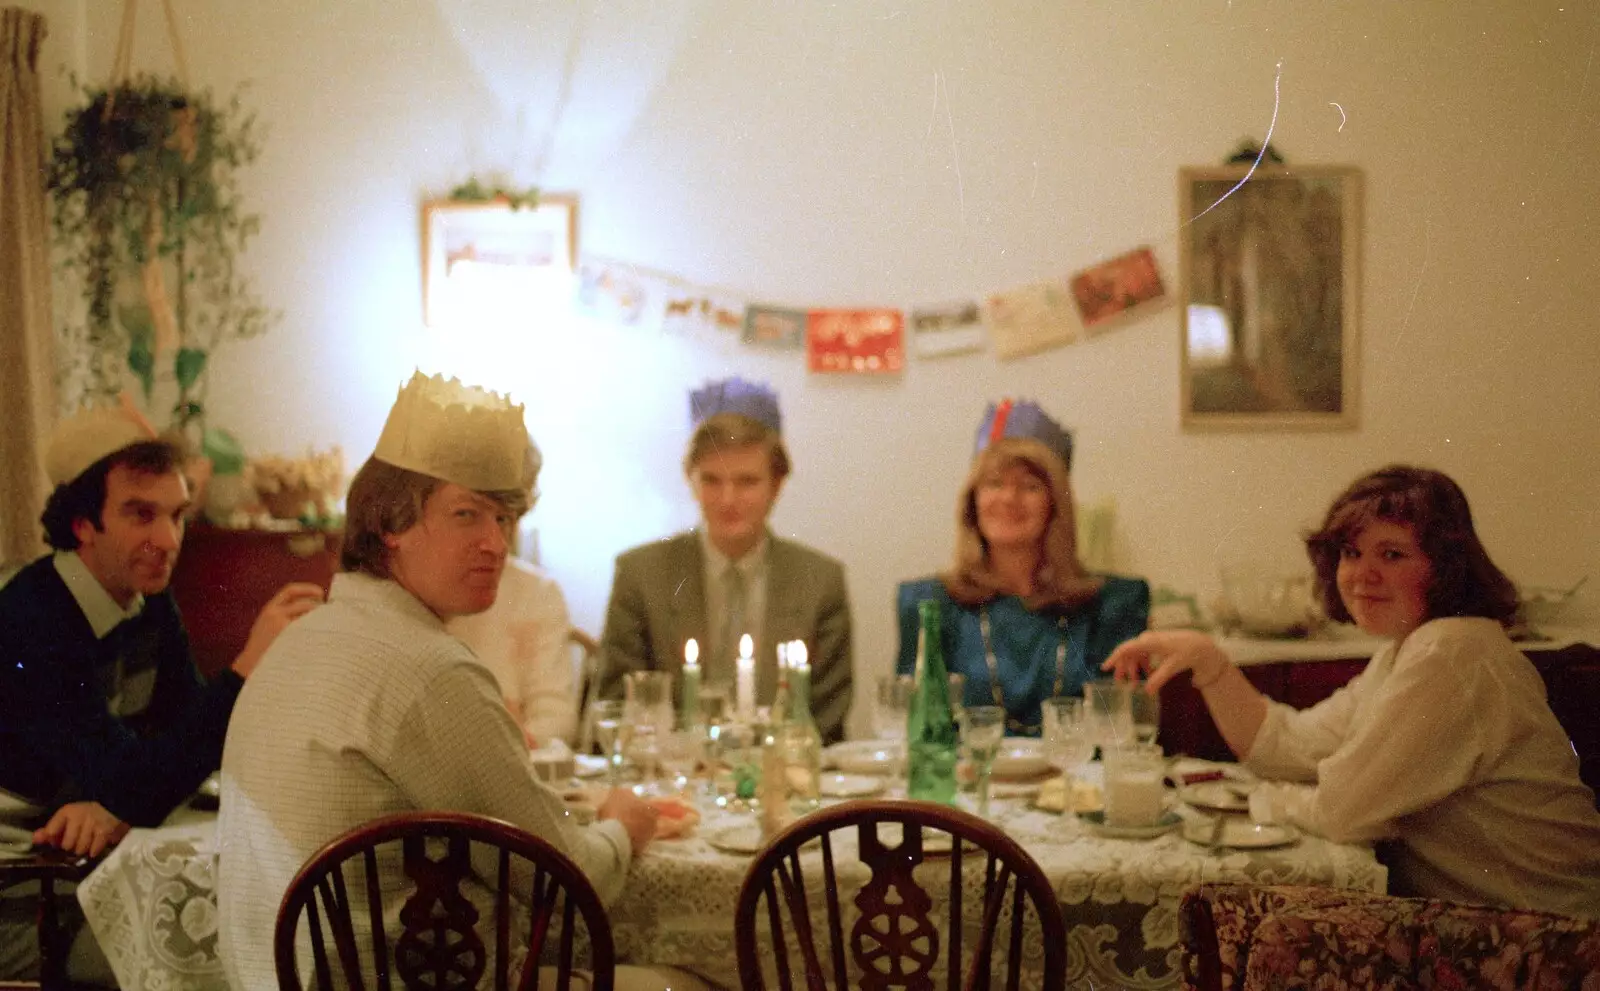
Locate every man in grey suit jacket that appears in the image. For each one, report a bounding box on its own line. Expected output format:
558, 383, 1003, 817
599, 380, 853, 743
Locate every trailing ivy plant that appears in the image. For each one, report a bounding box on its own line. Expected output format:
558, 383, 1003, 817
45, 74, 277, 433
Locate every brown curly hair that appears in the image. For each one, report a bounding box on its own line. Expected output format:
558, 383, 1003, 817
1304, 465, 1518, 627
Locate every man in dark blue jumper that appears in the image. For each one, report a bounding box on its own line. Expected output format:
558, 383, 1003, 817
0, 401, 323, 983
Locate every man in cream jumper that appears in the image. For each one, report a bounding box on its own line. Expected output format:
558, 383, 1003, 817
216, 374, 692, 990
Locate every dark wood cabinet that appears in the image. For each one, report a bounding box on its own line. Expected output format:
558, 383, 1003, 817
169, 524, 340, 677
1157, 637, 1600, 804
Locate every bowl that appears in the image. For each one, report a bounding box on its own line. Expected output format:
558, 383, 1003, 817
1519, 578, 1586, 628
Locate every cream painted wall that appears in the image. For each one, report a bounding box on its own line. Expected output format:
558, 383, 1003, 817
23, 1, 1599, 732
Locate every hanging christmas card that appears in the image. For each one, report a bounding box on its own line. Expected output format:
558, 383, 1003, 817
742, 305, 807, 348
1068, 246, 1166, 333
911, 300, 984, 357
982, 281, 1082, 360
806, 308, 904, 374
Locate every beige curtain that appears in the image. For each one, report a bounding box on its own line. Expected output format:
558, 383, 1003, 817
0, 7, 54, 564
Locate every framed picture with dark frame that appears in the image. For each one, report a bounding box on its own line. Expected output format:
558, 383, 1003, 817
421, 194, 579, 327
1178, 166, 1361, 430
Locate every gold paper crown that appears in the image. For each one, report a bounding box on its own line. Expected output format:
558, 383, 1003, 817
372, 372, 531, 491
44, 394, 161, 486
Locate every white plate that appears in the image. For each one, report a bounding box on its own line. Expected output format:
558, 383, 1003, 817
825, 740, 902, 775
703, 822, 764, 855
1077, 809, 1182, 840
989, 738, 1051, 780
573, 755, 609, 779
818, 772, 886, 798
1178, 781, 1252, 814
1182, 817, 1299, 850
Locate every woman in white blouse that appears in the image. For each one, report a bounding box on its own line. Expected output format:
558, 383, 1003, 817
1105, 465, 1600, 916
449, 557, 578, 747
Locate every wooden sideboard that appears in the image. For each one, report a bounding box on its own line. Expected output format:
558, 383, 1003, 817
169, 524, 341, 678
1157, 633, 1600, 803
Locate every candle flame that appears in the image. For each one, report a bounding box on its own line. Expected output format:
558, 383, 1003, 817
739, 633, 753, 659
684, 638, 699, 666
790, 640, 809, 669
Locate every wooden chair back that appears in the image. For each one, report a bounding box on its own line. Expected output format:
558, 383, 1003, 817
734, 799, 1067, 991
273, 811, 613, 991
568, 629, 600, 752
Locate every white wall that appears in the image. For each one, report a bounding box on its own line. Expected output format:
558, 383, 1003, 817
24, 1, 1600, 732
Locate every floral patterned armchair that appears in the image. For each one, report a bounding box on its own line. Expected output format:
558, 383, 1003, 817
1180, 882, 1600, 991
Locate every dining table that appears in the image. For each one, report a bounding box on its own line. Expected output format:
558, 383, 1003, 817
76, 757, 1385, 991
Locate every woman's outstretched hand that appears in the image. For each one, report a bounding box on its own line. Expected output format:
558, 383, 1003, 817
1102, 629, 1233, 693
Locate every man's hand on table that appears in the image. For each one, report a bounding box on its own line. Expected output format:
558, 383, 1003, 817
232, 582, 327, 678
597, 789, 659, 856
33, 801, 129, 857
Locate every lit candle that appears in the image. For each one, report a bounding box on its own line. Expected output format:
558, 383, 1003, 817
681, 638, 701, 731
788, 640, 809, 673
736, 633, 756, 722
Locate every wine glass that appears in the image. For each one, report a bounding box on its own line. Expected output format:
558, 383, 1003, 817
1083, 678, 1134, 755
1041, 696, 1091, 782
624, 672, 673, 787
656, 729, 700, 797
588, 700, 628, 788
873, 673, 915, 741
962, 705, 1006, 818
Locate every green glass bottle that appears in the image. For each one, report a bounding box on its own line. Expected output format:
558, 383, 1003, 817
907, 599, 959, 803
784, 648, 823, 814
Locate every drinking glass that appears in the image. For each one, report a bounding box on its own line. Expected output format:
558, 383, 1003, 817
624, 672, 673, 785
1131, 685, 1161, 749
962, 705, 1006, 819
947, 672, 968, 733
656, 729, 701, 797
874, 673, 915, 741
1083, 678, 1134, 754
588, 699, 627, 788
1041, 696, 1090, 780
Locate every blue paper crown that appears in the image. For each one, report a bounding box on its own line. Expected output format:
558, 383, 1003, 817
974, 399, 1074, 471
689, 377, 783, 433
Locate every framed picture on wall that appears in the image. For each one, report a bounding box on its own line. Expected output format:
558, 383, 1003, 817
422, 195, 578, 327
1178, 166, 1361, 430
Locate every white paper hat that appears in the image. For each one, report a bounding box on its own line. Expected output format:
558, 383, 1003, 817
44, 395, 161, 487
372, 372, 531, 491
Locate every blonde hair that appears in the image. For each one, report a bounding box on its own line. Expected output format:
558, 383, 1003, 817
682, 411, 791, 480
941, 437, 1102, 610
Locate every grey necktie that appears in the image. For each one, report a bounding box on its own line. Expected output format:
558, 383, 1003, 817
714, 565, 747, 685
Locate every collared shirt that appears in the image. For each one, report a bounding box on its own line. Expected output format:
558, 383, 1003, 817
54, 552, 154, 718
53, 551, 143, 638
699, 528, 769, 668
1245, 617, 1600, 917
217, 572, 632, 991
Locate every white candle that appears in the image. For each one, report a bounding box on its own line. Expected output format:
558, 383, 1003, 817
681, 639, 701, 730
736, 633, 756, 721
789, 640, 809, 673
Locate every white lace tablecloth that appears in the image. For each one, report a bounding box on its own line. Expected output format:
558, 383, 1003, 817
78, 796, 1384, 991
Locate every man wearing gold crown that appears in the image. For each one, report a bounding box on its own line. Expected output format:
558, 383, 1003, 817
0, 400, 324, 984
215, 373, 678, 991
599, 377, 853, 743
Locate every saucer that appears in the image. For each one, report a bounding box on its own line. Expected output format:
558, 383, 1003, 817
824, 741, 901, 775
703, 822, 764, 855
1077, 809, 1182, 840
1181, 817, 1299, 850
1178, 781, 1252, 814
818, 772, 886, 798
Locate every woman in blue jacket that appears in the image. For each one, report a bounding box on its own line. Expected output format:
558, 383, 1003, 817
896, 400, 1149, 735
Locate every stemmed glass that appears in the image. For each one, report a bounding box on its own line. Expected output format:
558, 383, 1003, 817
1041, 696, 1091, 785
588, 700, 628, 789
656, 729, 701, 797
624, 672, 673, 789
962, 706, 1006, 819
